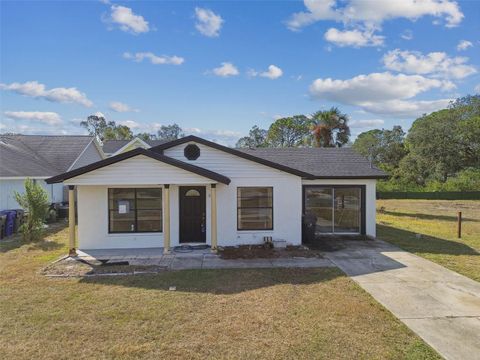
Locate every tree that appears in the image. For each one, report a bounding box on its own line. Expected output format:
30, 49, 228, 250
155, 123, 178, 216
236, 125, 269, 148
267, 115, 310, 147
14, 179, 49, 242
310, 107, 350, 147
80, 114, 108, 139
135, 132, 158, 141
353, 126, 407, 172
103, 122, 133, 140
80, 114, 133, 140
157, 124, 184, 140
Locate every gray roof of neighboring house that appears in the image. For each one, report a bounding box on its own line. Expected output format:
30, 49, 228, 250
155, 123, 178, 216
239, 147, 386, 178
102, 139, 168, 154
0, 135, 94, 177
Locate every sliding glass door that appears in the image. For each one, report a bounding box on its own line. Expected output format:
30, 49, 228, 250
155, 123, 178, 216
304, 186, 363, 235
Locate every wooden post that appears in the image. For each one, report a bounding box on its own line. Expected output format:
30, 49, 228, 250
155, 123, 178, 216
68, 185, 77, 256
211, 184, 218, 252
163, 185, 171, 254
457, 211, 462, 239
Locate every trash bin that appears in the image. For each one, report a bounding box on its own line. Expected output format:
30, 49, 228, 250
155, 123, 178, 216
14, 209, 25, 232
0, 215, 6, 239
0, 210, 16, 237
302, 213, 317, 243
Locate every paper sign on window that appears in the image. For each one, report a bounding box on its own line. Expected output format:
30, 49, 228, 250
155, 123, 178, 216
118, 200, 129, 214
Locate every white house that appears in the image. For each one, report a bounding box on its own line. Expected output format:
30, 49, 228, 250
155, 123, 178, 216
0, 135, 104, 210
46, 135, 387, 254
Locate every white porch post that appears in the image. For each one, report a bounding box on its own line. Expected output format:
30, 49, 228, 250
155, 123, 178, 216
68, 185, 77, 256
210, 184, 218, 252
163, 184, 171, 254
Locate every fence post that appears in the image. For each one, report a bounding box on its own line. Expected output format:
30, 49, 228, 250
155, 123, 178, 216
457, 211, 462, 239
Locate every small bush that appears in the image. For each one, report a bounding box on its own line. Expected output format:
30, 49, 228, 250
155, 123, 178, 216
14, 179, 49, 242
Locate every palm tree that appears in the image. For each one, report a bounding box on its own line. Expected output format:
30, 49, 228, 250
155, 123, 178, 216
310, 107, 350, 147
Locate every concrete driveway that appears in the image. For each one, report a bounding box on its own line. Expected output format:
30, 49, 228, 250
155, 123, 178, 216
323, 239, 480, 360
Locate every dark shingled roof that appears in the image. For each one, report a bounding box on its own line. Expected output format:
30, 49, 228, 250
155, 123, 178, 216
238, 147, 387, 178
102, 139, 168, 154
0, 135, 94, 177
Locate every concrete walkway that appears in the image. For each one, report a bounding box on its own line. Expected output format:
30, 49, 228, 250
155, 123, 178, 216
77, 248, 334, 270
323, 239, 480, 360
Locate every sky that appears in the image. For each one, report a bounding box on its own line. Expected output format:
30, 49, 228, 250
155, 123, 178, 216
1, 0, 479, 145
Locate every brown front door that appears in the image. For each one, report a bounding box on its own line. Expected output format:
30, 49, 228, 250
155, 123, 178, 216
179, 186, 206, 243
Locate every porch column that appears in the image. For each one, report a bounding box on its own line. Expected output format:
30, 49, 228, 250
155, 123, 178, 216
163, 185, 171, 254
68, 185, 77, 256
210, 184, 218, 252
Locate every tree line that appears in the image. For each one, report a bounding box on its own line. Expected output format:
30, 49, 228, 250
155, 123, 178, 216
80, 114, 185, 142
353, 95, 480, 192
80, 95, 479, 191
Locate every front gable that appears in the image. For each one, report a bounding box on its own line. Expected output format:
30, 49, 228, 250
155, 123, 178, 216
64, 154, 220, 185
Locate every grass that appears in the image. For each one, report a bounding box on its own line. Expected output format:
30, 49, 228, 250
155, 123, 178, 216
377, 200, 480, 282
0, 225, 439, 359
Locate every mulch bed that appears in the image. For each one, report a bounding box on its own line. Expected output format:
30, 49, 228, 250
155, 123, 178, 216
42, 257, 166, 277
219, 245, 323, 259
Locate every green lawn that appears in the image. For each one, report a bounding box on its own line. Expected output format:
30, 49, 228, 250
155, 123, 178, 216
0, 226, 439, 359
377, 199, 480, 282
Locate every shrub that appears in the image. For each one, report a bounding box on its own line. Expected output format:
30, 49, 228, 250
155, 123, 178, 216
14, 179, 49, 242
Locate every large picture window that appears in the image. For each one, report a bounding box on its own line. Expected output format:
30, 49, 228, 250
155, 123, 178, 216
108, 188, 162, 233
237, 187, 273, 230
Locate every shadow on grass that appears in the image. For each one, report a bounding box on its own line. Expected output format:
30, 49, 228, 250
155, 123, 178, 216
377, 224, 479, 256
79, 267, 344, 295
381, 210, 478, 223
0, 223, 66, 253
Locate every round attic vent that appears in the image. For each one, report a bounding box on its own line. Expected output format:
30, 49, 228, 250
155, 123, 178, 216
184, 144, 200, 160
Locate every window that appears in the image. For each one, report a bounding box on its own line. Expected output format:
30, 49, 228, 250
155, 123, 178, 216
304, 186, 363, 234
237, 187, 273, 230
108, 188, 162, 233
184, 144, 200, 160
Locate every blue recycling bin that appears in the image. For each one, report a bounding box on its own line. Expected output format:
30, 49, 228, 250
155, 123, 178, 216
0, 210, 17, 237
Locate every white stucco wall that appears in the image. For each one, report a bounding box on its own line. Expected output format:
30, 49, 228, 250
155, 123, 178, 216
301, 179, 377, 237
0, 178, 64, 210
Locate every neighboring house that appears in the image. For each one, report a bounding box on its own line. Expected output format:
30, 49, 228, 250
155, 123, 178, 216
102, 137, 167, 157
47, 135, 387, 252
0, 135, 104, 210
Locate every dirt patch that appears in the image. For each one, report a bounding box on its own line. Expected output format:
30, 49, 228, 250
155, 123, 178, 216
219, 245, 323, 259
42, 257, 166, 277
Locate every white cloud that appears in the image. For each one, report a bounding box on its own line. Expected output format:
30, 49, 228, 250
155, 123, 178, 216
248, 65, 283, 79
109, 101, 138, 113
287, 0, 464, 31
361, 99, 452, 117
400, 29, 413, 40
108, 5, 149, 34
118, 120, 140, 129
211, 62, 239, 77
309, 72, 455, 118
474, 84, 480, 93
324, 27, 384, 47
383, 49, 477, 79
194, 7, 224, 37
185, 127, 241, 146
4, 111, 62, 125
457, 40, 473, 51
310, 72, 453, 103
123, 52, 184, 65
0, 81, 93, 107
350, 119, 385, 128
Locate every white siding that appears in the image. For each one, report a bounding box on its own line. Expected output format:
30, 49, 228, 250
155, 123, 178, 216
164, 142, 291, 178
301, 179, 377, 237
70, 141, 103, 170
0, 179, 64, 210
65, 155, 216, 185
